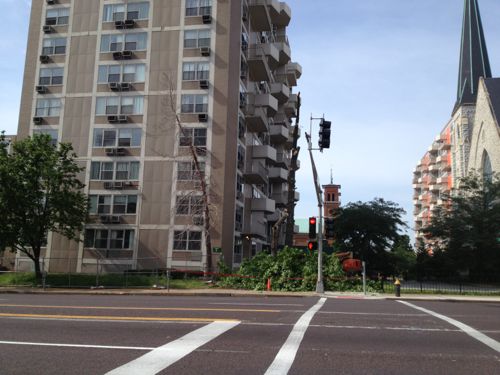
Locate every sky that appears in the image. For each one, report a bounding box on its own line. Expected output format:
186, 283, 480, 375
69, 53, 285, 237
2, 0, 500, 240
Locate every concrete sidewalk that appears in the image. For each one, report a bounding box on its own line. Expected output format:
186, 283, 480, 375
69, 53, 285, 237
1, 286, 500, 303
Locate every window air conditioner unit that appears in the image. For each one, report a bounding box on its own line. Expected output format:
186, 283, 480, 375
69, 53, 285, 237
193, 216, 204, 226
40, 55, 50, 63
108, 82, 120, 91
100, 215, 110, 223
124, 19, 135, 28
115, 148, 126, 156
198, 113, 208, 122
42, 25, 53, 34
113, 181, 123, 190
105, 148, 116, 156
202, 15, 212, 24
122, 181, 134, 187
33, 117, 43, 125
103, 181, 114, 189
112, 51, 123, 60
107, 115, 118, 123
121, 50, 133, 59
114, 20, 125, 29
110, 215, 121, 224
36, 85, 47, 94
199, 80, 209, 89
46, 0, 56, 5
117, 115, 128, 123
120, 82, 131, 91
200, 47, 210, 56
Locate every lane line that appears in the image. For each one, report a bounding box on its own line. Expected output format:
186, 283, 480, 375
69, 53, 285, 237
209, 303, 304, 307
0, 340, 249, 354
0, 304, 278, 313
398, 300, 500, 354
0, 313, 237, 323
105, 320, 240, 375
264, 297, 326, 375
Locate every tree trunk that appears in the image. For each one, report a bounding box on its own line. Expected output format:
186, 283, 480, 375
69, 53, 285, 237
32, 247, 42, 283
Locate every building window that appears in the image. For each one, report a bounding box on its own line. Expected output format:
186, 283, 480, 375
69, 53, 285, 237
39, 67, 64, 85
186, 0, 212, 16
96, 96, 144, 115
93, 128, 142, 148
177, 161, 205, 181
173, 230, 202, 251
89, 194, 137, 214
100, 33, 147, 52
32, 129, 58, 147
184, 29, 211, 48
45, 8, 70, 25
35, 99, 61, 117
179, 128, 207, 152
176, 195, 203, 215
90, 161, 140, 181
182, 62, 209, 81
98, 64, 146, 84
42, 37, 67, 55
85, 229, 135, 250
102, 2, 150, 22
180, 94, 208, 113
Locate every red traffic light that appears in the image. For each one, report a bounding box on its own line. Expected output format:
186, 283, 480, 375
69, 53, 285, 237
308, 217, 317, 239
309, 217, 316, 225
307, 241, 317, 251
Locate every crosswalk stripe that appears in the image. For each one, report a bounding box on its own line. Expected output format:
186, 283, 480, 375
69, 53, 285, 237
105, 320, 240, 375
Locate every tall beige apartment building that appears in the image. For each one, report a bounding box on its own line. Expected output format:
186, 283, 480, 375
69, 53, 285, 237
17, 0, 301, 273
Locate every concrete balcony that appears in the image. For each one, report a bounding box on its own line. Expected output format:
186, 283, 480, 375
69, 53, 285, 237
272, 191, 288, 207
251, 197, 275, 213
245, 106, 269, 133
286, 62, 302, 87
252, 92, 278, 117
244, 161, 268, 185
243, 214, 267, 238
249, 144, 277, 162
247, 46, 273, 82
274, 34, 291, 66
248, 0, 273, 31
270, 1, 291, 27
284, 93, 298, 117
252, 42, 279, 69
270, 124, 289, 144
270, 82, 290, 104
269, 166, 288, 182
274, 151, 290, 168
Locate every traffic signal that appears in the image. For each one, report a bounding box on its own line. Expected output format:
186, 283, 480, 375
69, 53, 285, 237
318, 119, 331, 150
307, 241, 317, 251
308, 217, 317, 239
325, 217, 335, 239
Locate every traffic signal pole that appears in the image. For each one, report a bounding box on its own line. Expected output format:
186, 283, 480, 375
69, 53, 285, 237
305, 128, 324, 294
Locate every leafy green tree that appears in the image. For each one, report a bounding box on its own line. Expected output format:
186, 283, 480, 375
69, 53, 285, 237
333, 198, 407, 274
423, 172, 500, 281
0, 134, 88, 281
388, 235, 416, 278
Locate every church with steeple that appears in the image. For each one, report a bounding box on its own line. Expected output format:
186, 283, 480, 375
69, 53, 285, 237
413, 0, 500, 247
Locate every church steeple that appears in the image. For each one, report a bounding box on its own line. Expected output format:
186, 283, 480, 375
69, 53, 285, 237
453, 0, 491, 114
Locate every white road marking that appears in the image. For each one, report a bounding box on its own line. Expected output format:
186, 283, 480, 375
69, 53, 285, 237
265, 297, 326, 375
210, 303, 304, 307
398, 300, 500, 354
0, 340, 248, 353
105, 320, 240, 375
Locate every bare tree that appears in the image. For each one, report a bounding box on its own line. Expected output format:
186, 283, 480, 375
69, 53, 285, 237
163, 73, 214, 274
284, 93, 301, 246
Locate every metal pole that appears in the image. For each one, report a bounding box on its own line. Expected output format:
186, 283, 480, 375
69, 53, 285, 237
316, 204, 324, 293
362, 261, 366, 296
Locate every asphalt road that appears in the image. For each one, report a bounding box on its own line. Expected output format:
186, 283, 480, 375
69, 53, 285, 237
0, 294, 498, 374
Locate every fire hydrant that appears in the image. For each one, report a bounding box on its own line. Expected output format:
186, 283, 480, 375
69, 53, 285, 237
394, 278, 401, 297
